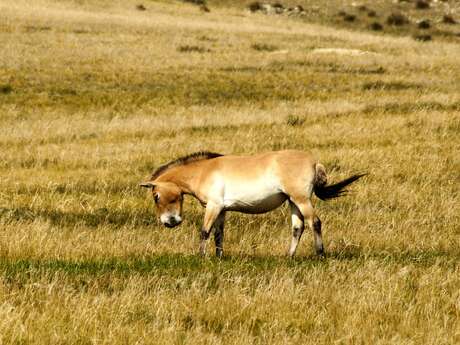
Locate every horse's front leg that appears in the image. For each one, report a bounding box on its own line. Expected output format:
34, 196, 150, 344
200, 203, 223, 256
213, 212, 226, 258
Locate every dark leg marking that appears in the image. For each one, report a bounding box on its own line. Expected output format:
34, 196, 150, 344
313, 217, 324, 256
214, 227, 224, 258
213, 213, 225, 258
201, 229, 210, 241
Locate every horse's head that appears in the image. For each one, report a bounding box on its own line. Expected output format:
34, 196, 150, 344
140, 181, 183, 228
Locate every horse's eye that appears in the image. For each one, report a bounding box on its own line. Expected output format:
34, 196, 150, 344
154, 194, 160, 203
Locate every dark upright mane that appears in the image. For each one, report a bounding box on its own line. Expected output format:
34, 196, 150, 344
151, 151, 223, 180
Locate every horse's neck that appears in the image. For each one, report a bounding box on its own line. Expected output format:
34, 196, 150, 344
158, 164, 202, 197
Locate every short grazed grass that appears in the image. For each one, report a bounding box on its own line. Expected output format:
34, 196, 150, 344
0, 0, 459, 344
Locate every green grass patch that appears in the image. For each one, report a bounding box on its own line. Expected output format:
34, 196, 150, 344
0, 206, 154, 228
362, 80, 423, 91
251, 43, 278, 52
0, 84, 13, 94
1, 250, 457, 282
177, 45, 211, 53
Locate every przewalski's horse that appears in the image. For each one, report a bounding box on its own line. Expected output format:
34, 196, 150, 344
140, 150, 365, 257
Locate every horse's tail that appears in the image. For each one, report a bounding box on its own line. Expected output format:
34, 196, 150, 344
313, 163, 366, 201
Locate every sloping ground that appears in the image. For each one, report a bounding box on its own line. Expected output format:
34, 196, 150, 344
0, 1, 459, 344
210, 0, 460, 42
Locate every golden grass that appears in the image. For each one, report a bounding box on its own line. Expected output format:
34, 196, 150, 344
0, 0, 459, 344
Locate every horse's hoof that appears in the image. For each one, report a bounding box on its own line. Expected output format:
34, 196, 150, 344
316, 249, 326, 258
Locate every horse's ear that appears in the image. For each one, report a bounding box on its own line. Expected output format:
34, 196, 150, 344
140, 181, 156, 189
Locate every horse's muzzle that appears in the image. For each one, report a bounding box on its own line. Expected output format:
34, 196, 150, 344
163, 216, 182, 228
160, 213, 182, 228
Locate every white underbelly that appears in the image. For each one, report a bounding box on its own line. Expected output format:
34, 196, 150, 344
222, 183, 287, 214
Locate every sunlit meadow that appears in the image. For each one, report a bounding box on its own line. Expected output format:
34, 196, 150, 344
0, 0, 459, 344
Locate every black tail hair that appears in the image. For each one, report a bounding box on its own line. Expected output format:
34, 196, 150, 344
314, 173, 367, 201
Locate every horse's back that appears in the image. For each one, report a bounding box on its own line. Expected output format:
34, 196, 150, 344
208, 150, 316, 184
214, 150, 316, 172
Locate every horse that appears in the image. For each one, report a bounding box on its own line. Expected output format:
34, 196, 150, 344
140, 150, 365, 257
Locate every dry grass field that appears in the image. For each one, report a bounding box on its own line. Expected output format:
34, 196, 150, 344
1, 0, 459, 344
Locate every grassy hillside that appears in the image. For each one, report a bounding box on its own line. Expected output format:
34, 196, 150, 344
209, 0, 460, 42
0, 0, 459, 344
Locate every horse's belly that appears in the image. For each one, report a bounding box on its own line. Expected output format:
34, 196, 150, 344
223, 191, 287, 214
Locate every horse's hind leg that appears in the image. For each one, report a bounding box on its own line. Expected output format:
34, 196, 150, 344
290, 198, 324, 256
308, 215, 324, 256
288, 201, 305, 257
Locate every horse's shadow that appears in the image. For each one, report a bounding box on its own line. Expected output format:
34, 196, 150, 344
2, 248, 456, 281
210, 246, 458, 269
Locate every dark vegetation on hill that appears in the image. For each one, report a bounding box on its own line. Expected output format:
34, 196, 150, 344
202, 0, 460, 42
